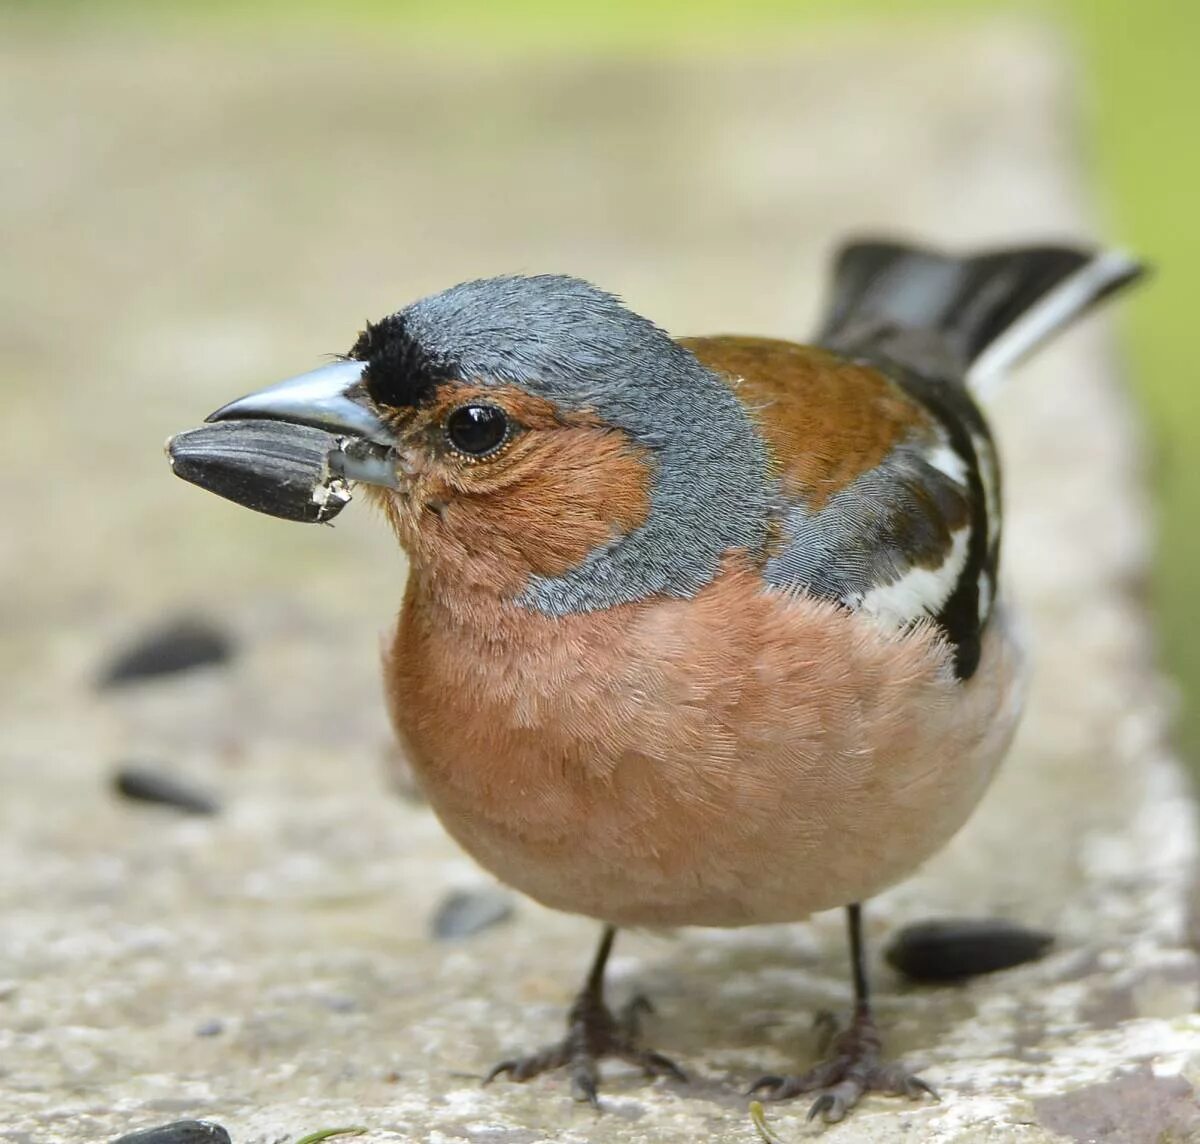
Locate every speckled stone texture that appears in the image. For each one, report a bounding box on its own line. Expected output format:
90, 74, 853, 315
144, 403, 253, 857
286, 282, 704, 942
1, 17, 1197, 1144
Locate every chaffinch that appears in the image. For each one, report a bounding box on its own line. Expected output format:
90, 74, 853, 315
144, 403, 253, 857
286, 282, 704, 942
172, 239, 1144, 1121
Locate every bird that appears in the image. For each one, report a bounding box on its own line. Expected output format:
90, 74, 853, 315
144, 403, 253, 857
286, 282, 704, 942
196, 239, 1144, 1122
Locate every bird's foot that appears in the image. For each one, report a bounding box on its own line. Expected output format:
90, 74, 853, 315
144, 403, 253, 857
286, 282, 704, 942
748, 1007, 936, 1123
485, 991, 686, 1107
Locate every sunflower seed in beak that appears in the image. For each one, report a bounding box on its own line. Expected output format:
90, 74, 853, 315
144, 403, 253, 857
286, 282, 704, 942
167, 419, 353, 524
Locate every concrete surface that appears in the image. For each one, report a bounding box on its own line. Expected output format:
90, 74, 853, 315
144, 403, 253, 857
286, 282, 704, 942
0, 15, 1197, 1144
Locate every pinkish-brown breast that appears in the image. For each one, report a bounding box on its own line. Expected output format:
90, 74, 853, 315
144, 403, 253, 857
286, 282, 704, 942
385, 560, 1024, 928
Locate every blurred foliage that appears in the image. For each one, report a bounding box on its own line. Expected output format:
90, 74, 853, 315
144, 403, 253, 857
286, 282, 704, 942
10, 0, 1200, 762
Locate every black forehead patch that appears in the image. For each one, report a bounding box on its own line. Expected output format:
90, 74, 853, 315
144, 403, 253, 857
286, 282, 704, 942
349, 312, 452, 409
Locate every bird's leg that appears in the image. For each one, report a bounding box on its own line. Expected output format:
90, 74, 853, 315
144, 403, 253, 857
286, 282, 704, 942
749, 903, 937, 1123
485, 925, 685, 1107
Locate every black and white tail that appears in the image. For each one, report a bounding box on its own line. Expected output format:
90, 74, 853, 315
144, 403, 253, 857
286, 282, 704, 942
816, 239, 1146, 399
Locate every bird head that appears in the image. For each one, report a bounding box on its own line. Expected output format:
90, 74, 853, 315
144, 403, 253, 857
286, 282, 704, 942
208, 275, 770, 612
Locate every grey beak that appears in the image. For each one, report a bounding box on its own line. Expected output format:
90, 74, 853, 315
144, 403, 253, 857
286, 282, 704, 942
206, 359, 393, 445
206, 359, 400, 488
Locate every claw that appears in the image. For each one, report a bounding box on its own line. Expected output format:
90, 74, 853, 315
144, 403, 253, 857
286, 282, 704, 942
570, 1064, 600, 1108
483, 1060, 516, 1085
628, 1048, 687, 1082
904, 1075, 940, 1101
747, 1074, 785, 1097
619, 993, 654, 1040
807, 1092, 839, 1122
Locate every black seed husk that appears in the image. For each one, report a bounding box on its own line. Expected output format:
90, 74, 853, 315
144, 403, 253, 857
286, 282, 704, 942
113, 764, 221, 816
884, 917, 1054, 982
110, 1120, 232, 1144
98, 616, 234, 687
431, 887, 515, 940
168, 420, 351, 524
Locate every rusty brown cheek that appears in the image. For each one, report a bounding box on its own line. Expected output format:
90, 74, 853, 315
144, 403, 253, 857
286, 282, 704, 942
683, 336, 933, 510
442, 426, 653, 580
370, 406, 653, 592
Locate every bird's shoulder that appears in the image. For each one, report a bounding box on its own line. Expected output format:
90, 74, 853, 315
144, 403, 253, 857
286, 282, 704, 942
681, 335, 1000, 678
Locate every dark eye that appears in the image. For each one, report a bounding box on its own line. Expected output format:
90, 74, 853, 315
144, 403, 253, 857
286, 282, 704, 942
444, 404, 511, 459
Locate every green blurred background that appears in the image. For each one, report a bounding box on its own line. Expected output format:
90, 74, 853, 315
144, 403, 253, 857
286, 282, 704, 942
13, 0, 1200, 764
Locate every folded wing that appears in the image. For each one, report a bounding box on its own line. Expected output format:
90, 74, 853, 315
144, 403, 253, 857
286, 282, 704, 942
684, 337, 996, 678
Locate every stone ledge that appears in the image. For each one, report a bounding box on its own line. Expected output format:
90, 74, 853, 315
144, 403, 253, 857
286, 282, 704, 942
0, 17, 1196, 1144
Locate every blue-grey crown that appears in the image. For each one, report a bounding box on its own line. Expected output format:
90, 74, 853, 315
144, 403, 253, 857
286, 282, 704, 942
356, 274, 698, 426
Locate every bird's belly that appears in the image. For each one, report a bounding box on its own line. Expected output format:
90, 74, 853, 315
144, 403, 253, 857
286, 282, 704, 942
388, 575, 1026, 928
